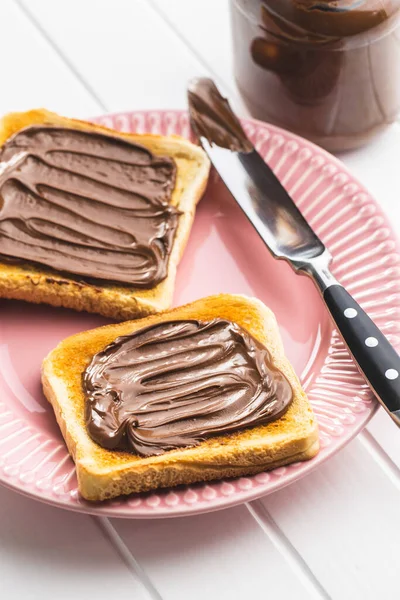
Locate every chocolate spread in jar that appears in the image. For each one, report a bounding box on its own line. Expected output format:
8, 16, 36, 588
231, 0, 400, 151
83, 318, 293, 456
0, 125, 178, 288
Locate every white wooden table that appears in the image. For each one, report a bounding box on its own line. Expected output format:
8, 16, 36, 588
1, 1, 399, 598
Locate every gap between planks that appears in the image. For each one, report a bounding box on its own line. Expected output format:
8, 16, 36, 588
94, 516, 164, 600
358, 429, 400, 491
14, 0, 108, 111
246, 500, 332, 600
146, 0, 239, 100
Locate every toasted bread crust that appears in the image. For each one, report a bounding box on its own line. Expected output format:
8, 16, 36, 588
42, 294, 319, 501
0, 109, 210, 319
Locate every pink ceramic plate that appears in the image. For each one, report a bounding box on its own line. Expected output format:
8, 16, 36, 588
0, 110, 398, 518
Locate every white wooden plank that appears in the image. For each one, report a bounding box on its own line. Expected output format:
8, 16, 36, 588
340, 124, 400, 228
0, 485, 151, 600
364, 409, 400, 469
19, 0, 212, 112
148, 0, 236, 95
0, 0, 99, 116
259, 436, 400, 600
110, 506, 318, 600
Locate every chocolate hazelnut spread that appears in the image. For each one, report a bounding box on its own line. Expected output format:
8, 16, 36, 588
0, 125, 178, 287
83, 318, 293, 456
188, 78, 253, 151
231, 0, 400, 150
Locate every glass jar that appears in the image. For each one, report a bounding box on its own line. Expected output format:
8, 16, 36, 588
230, 0, 400, 151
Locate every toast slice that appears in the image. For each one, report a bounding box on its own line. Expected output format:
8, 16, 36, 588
42, 294, 319, 501
0, 109, 210, 320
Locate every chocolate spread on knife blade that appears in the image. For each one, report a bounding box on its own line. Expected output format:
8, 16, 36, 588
83, 318, 293, 456
0, 125, 179, 287
188, 78, 253, 152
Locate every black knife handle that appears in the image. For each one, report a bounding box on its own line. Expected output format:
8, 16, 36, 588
323, 284, 400, 424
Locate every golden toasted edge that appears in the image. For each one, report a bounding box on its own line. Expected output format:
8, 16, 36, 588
42, 293, 319, 501
0, 109, 210, 319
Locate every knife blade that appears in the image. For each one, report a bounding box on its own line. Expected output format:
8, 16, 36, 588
188, 77, 400, 427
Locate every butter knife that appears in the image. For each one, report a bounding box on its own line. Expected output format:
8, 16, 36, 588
188, 77, 400, 427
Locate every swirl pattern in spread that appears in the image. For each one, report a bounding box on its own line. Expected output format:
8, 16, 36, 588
0, 125, 178, 287
83, 318, 293, 456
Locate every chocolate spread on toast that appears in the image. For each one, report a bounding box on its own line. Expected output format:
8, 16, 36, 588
83, 318, 293, 456
0, 125, 178, 287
